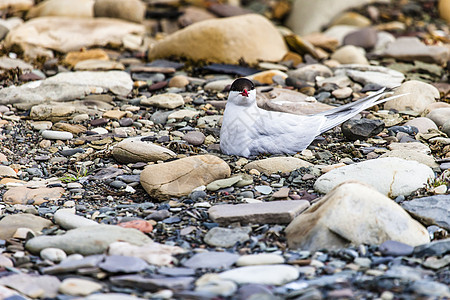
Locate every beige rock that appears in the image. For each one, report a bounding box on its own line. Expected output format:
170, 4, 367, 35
0, 214, 53, 240
64, 49, 109, 66
5, 17, 145, 54
439, 0, 450, 23
26, 0, 94, 19
404, 117, 438, 134
3, 186, 65, 205
244, 157, 312, 175
102, 110, 127, 120
169, 75, 190, 88
384, 80, 439, 114
388, 142, 431, 154
148, 14, 288, 65
59, 278, 102, 296
286, 181, 430, 251
112, 137, 176, 163
108, 241, 186, 266
331, 45, 369, 65
0, 0, 33, 11
141, 93, 184, 109
167, 109, 199, 120
53, 122, 87, 135
74, 59, 125, 71
94, 0, 146, 23
426, 107, 450, 127
30, 104, 80, 121
380, 150, 438, 168
330, 12, 371, 27
140, 155, 230, 200
423, 102, 450, 116
0, 165, 17, 178
303, 32, 339, 52
248, 70, 287, 85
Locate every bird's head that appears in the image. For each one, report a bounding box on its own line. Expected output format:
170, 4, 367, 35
227, 78, 256, 106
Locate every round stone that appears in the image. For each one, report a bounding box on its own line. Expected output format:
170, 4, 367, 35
183, 131, 206, 146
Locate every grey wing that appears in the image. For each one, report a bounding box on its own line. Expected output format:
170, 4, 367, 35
250, 111, 325, 155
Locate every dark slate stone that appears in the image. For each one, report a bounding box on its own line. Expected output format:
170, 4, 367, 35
341, 118, 385, 141
414, 238, 450, 257
60, 148, 84, 157
387, 125, 419, 136
90, 167, 124, 180
90, 118, 109, 126
401, 195, 450, 230
203, 64, 259, 76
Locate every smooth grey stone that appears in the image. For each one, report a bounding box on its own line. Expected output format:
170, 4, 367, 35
402, 195, 450, 230
99, 255, 149, 273
42, 130, 73, 140
379, 240, 414, 257
110, 274, 194, 292
183, 252, 239, 269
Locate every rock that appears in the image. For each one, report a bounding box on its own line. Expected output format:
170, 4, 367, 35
384, 80, 439, 114
94, 0, 146, 23
379, 240, 414, 256
40, 248, 67, 263
219, 265, 299, 285
109, 274, 194, 292
183, 131, 205, 146
382, 37, 450, 65
0, 274, 60, 298
331, 11, 371, 27
314, 157, 434, 197
5, 17, 145, 55
404, 117, 438, 134
336, 64, 405, 89
183, 252, 239, 269
169, 75, 190, 88
343, 27, 378, 50
402, 195, 450, 230
303, 32, 339, 52
195, 275, 237, 297
112, 137, 176, 163
286, 0, 374, 36
59, 278, 102, 296
26, 225, 151, 255
26, 0, 93, 19
54, 209, 99, 230
148, 14, 288, 64
331, 45, 369, 65
0, 56, 33, 70
64, 48, 109, 66
287, 64, 333, 82
140, 155, 230, 200
341, 118, 384, 140
410, 280, 450, 298
439, 0, 450, 22
141, 93, 184, 109
244, 157, 312, 175
380, 150, 438, 168
332, 86, 353, 99
236, 254, 285, 266
286, 181, 430, 251
208, 200, 310, 225
108, 241, 186, 266
0, 165, 17, 177
426, 107, 450, 127
206, 175, 249, 191
74, 59, 125, 71
99, 255, 149, 273
414, 238, 450, 257
3, 186, 65, 205
117, 220, 153, 233
42, 130, 73, 140
0, 214, 53, 240
0, 0, 33, 11
204, 227, 251, 248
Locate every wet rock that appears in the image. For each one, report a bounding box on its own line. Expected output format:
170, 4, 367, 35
108, 241, 186, 266
426, 107, 450, 127
208, 200, 310, 225
314, 157, 434, 197
99, 255, 149, 273
382, 37, 450, 65
0, 213, 53, 240
54, 209, 99, 229
26, 225, 151, 255
112, 137, 176, 163
183, 252, 239, 269
3, 186, 65, 205
140, 155, 230, 200
219, 265, 299, 285
341, 118, 384, 140
204, 227, 251, 248
148, 14, 288, 64
331, 45, 369, 65
59, 278, 102, 296
384, 80, 439, 114
286, 181, 430, 251
141, 93, 184, 109
401, 195, 450, 230
94, 0, 146, 23
244, 157, 312, 175
0, 274, 60, 298
5, 17, 145, 55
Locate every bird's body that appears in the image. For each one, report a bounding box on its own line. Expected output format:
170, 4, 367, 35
220, 78, 403, 157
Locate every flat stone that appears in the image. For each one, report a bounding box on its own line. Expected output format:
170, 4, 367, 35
388, 142, 431, 154
3, 186, 65, 205
219, 265, 299, 285
59, 278, 102, 296
272, 187, 290, 199
103, 110, 127, 120
110, 274, 194, 292
336, 64, 405, 89
99, 255, 149, 273
414, 239, 450, 257
183, 131, 205, 146
54, 209, 99, 230
206, 175, 244, 191
141, 93, 184, 109
26, 225, 151, 255
0, 56, 33, 70
287, 64, 333, 82
236, 253, 285, 266
183, 252, 239, 269
314, 157, 434, 197
75, 59, 125, 71
112, 137, 176, 163
41, 255, 105, 275
244, 157, 312, 175
168, 109, 199, 121
208, 200, 310, 225
286, 181, 430, 251
42, 130, 73, 140
402, 195, 450, 230
0, 274, 60, 298
204, 227, 251, 248
379, 240, 414, 256
0, 213, 53, 240
0, 165, 17, 177
404, 117, 438, 134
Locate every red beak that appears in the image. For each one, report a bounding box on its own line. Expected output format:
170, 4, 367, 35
240, 89, 249, 97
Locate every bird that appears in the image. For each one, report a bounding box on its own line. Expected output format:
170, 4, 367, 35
220, 78, 404, 157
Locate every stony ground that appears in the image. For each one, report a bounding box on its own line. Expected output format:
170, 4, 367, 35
0, 0, 449, 299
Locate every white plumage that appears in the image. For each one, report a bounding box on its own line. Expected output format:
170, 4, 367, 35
220, 78, 403, 157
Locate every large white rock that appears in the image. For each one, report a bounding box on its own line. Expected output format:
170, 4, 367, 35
286, 181, 430, 251
148, 14, 288, 64
314, 157, 434, 197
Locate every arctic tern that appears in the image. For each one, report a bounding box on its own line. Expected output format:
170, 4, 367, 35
220, 78, 404, 157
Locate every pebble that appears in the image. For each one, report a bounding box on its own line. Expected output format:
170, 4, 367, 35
219, 265, 299, 285
41, 130, 73, 140
40, 248, 67, 263
58, 278, 103, 296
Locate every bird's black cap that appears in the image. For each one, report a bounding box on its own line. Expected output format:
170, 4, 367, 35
230, 78, 255, 92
